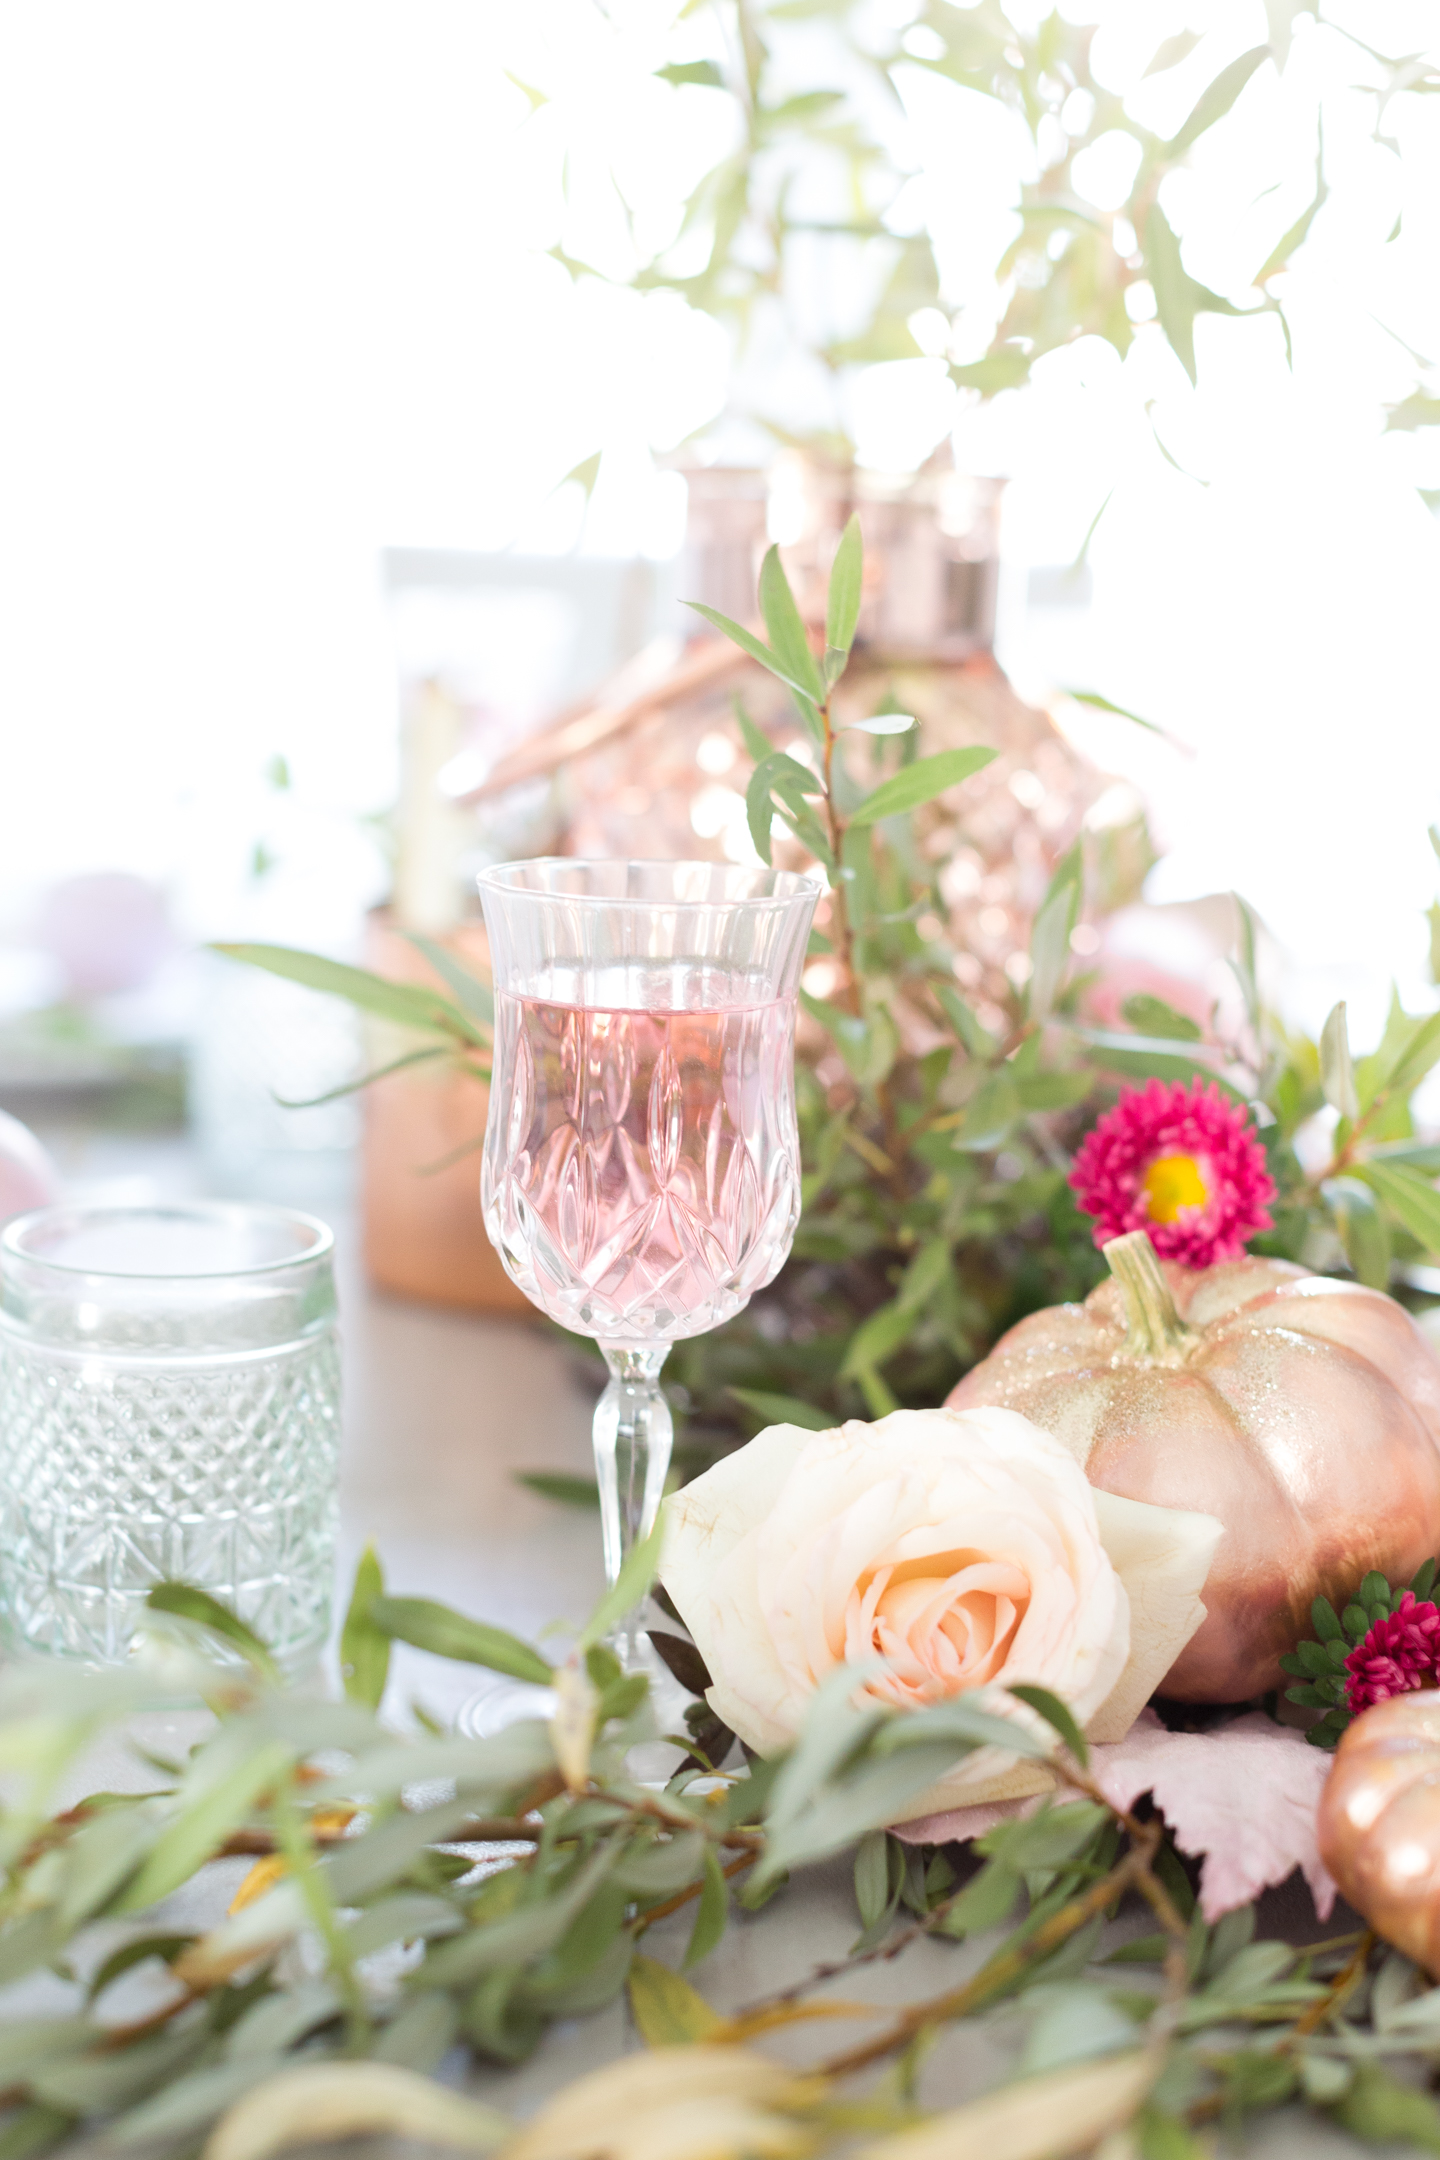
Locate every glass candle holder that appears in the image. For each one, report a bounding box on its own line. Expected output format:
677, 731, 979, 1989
0, 1202, 341, 1668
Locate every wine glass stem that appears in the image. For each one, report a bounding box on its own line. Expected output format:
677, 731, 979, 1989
594, 1345, 673, 1668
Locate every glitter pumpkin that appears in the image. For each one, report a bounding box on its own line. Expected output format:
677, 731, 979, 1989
947, 1231, 1440, 1702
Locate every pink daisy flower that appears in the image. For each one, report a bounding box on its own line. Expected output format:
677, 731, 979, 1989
1344, 1592, 1440, 1715
1069, 1078, 1275, 1267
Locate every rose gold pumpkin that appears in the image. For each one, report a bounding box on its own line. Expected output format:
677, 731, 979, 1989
946, 1232, 1440, 1702
1317, 1693, 1440, 1973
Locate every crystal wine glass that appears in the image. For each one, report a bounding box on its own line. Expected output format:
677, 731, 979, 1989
468, 859, 818, 1713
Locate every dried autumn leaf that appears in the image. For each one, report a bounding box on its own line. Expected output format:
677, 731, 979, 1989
175, 1878, 307, 1987
501, 2046, 818, 2160
853, 2050, 1154, 2160
228, 1854, 285, 1915
899, 1710, 1335, 1922
205, 2062, 510, 2160
549, 1663, 598, 1793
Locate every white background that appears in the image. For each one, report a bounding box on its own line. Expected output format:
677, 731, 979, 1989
1, 0, 1438, 1049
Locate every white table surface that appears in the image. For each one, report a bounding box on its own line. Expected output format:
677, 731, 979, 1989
11, 1120, 1409, 2154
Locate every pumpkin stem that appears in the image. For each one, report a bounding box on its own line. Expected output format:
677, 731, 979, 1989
1104, 1230, 1195, 1360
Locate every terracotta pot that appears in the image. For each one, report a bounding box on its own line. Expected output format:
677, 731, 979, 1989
361, 913, 530, 1316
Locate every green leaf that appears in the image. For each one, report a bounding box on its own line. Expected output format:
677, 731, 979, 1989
935, 982, 999, 1058
118, 1740, 295, 1912
627, 1953, 722, 2044
369, 1597, 552, 1685
684, 1845, 729, 1969
1008, 1684, 1089, 1768
1323, 1177, 1392, 1289
1077, 1032, 1235, 1093
727, 1389, 834, 1432
273, 1043, 449, 1110
422, 1845, 618, 1987
144, 1581, 279, 1682
1331, 2063, 1440, 2152
825, 514, 864, 659
839, 1299, 917, 1383
952, 1068, 1020, 1152
683, 602, 817, 704
746, 750, 825, 868
1359, 1159, 1440, 1259
657, 59, 724, 87
1121, 994, 1201, 1042
578, 1518, 665, 1654
1164, 44, 1271, 156
1319, 1001, 1359, 1120
935, 1857, 1020, 1938
853, 1830, 890, 1929
1311, 1596, 1343, 1643
211, 944, 481, 1044
401, 933, 495, 1026
849, 747, 996, 826
732, 697, 773, 768
1253, 163, 1328, 283
1371, 1005, 1440, 1103
982, 1801, 1108, 1873
515, 1473, 601, 1510
340, 1545, 390, 1710
1144, 29, 1201, 75
843, 712, 916, 736
0, 2105, 74, 2160
1413, 1558, 1438, 1601
1029, 877, 1080, 1024
800, 993, 898, 1086
758, 544, 826, 701
761, 1744, 968, 1882
1063, 689, 1166, 736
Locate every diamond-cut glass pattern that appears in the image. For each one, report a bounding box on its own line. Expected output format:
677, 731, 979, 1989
0, 1334, 340, 1667
484, 987, 801, 1343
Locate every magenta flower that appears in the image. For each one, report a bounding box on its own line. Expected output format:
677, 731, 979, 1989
1069, 1079, 1276, 1267
1344, 1592, 1440, 1715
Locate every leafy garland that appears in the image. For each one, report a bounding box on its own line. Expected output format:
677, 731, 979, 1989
1, 1555, 1440, 2160
1281, 1557, 1440, 1749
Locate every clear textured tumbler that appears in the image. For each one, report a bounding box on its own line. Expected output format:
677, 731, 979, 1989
478, 859, 818, 1671
0, 1203, 341, 1668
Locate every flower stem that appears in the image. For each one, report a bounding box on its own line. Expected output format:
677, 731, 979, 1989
1104, 1231, 1195, 1362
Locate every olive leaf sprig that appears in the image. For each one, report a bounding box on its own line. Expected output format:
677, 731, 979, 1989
1, 1556, 1439, 2157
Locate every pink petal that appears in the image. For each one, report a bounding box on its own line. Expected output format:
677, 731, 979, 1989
897, 1709, 1336, 1921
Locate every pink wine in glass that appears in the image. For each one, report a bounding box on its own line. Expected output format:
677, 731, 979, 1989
483, 966, 801, 1343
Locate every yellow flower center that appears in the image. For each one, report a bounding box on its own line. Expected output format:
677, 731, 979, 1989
1141, 1151, 1209, 1223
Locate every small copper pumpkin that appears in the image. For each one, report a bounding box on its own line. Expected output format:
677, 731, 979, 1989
946, 1232, 1440, 1702
1317, 1693, 1440, 1973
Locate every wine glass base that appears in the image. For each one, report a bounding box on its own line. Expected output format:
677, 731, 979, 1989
454, 1675, 557, 1739
453, 1628, 697, 1775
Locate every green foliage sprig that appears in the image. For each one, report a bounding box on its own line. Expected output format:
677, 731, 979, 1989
4, 1560, 1440, 2157
220, 528, 1440, 1459
539, 2, 1440, 457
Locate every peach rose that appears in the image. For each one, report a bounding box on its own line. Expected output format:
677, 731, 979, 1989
661, 1406, 1221, 1815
